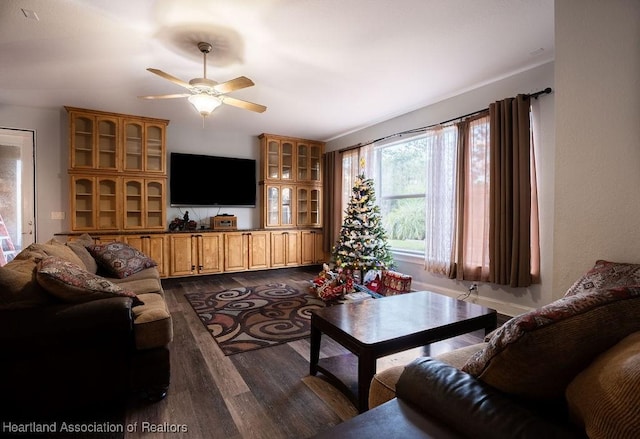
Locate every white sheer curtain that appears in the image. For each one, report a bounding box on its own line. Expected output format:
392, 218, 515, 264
424, 125, 458, 275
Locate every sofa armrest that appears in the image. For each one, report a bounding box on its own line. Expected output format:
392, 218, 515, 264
396, 357, 585, 439
0, 297, 134, 354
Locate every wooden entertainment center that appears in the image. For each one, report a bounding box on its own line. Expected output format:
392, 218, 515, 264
61, 108, 326, 278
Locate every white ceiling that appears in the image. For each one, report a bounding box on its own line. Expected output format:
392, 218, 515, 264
0, 0, 554, 141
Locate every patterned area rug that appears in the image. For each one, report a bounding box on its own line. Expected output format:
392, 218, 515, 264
185, 283, 325, 355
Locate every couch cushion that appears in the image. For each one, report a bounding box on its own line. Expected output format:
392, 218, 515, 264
435, 342, 488, 369
369, 365, 405, 409
133, 293, 173, 350
368, 342, 487, 410
564, 260, 640, 296
35, 256, 143, 306
0, 264, 55, 309
66, 234, 98, 274
87, 241, 157, 279
462, 286, 640, 399
566, 331, 640, 438
31, 239, 87, 268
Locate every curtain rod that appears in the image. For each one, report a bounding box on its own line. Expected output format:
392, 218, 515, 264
339, 87, 553, 153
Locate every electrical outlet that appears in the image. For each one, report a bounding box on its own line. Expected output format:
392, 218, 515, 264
51, 211, 65, 220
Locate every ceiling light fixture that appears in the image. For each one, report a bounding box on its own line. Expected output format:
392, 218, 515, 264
188, 93, 221, 117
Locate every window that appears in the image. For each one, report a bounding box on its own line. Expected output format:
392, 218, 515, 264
375, 136, 428, 254
343, 117, 492, 274
339, 99, 538, 287
370, 126, 459, 261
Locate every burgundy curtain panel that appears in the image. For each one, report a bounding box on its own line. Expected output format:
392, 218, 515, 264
489, 94, 533, 287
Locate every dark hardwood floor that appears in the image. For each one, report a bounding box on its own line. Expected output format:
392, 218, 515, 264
124, 266, 489, 439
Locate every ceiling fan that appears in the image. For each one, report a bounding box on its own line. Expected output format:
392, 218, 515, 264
139, 41, 266, 121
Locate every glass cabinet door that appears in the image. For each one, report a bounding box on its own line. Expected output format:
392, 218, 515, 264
310, 144, 322, 182
281, 187, 293, 226
266, 186, 280, 227
72, 176, 95, 230
268, 140, 280, 179
145, 180, 165, 228
70, 115, 94, 168
124, 122, 144, 171
125, 179, 143, 228
310, 188, 321, 226
297, 143, 308, 181
97, 178, 118, 229
281, 141, 294, 180
297, 187, 308, 225
296, 186, 321, 226
145, 124, 164, 172
97, 117, 118, 170
97, 178, 119, 230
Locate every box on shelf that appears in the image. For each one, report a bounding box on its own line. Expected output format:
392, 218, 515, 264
211, 215, 237, 231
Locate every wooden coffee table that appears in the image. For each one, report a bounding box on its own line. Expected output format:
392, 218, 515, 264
309, 291, 497, 412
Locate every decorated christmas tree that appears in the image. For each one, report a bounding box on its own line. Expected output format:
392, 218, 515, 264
331, 173, 394, 276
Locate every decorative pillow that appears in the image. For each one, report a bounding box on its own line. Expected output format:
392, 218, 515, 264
566, 331, 640, 438
462, 286, 640, 399
87, 241, 156, 279
36, 256, 143, 306
564, 260, 640, 296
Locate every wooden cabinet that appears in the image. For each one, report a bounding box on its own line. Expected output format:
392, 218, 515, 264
124, 234, 167, 277
262, 183, 295, 228
259, 133, 324, 229
123, 120, 166, 173
270, 230, 300, 267
223, 231, 271, 272
66, 107, 169, 233
69, 112, 120, 171
168, 233, 224, 277
260, 135, 295, 181
70, 175, 120, 231
296, 186, 322, 227
296, 141, 323, 183
123, 178, 166, 230
301, 229, 326, 265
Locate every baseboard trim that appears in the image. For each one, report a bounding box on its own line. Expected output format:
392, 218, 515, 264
411, 281, 535, 317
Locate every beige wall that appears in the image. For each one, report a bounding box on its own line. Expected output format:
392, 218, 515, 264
553, 0, 640, 293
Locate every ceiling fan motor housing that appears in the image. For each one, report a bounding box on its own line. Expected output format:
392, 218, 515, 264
189, 77, 218, 92
198, 42, 212, 54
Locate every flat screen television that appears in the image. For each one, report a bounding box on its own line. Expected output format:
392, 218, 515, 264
170, 152, 257, 207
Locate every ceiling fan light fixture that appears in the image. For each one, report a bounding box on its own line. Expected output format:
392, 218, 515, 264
188, 93, 221, 117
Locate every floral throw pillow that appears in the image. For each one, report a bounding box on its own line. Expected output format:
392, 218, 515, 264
564, 260, 640, 296
36, 256, 143, 306
87, 241, 156, 279
462, 286, 640, 399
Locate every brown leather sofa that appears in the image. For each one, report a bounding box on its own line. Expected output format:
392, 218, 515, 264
314, 260, 640, 438
0, 236, 173, 415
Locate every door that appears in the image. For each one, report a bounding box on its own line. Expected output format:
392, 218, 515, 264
0, 128, 35, 265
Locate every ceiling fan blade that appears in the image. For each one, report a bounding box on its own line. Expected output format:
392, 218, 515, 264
147, 68, 192, 90
222, 96, 267, 113
138, 93, 192, 100
213, 76, 255, 94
